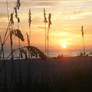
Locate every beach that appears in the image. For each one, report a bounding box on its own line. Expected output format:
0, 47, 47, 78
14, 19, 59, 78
0, 57, 92, 91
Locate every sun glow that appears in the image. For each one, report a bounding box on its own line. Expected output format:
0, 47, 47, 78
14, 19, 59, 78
61, 43, 67, 49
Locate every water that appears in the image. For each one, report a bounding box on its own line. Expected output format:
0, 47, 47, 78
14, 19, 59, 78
48, 49, 92, 57
1, 48, 92, 59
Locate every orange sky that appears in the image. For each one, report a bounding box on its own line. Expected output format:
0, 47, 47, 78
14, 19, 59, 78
0, 0, 92, 56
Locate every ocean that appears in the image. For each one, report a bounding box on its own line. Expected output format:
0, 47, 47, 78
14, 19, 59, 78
48, 49, 92, 57
1, 48, 92, 59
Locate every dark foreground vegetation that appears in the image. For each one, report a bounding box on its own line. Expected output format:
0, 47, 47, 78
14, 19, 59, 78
0, 57, 92, 92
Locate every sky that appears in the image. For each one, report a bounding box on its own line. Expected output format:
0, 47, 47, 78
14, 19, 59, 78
0, 0, 92, 56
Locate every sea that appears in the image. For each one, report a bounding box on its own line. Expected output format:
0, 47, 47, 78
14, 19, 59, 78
2, 48, 92, 59
48, 49, 92, 57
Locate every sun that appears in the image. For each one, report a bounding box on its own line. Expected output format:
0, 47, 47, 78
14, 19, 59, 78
61, 43, 67, 48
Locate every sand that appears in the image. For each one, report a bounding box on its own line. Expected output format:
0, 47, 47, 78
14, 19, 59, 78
0, 56, 92, 91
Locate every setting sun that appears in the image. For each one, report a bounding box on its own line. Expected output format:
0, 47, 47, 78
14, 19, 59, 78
61, 43, 67, 49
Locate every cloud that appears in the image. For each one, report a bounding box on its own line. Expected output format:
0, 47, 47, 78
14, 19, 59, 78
0, 0, 61, 7
72, 10, 92, 16
0, 0, 92, 8
21, 1, 60, 7
0, 1, 16, 8
21, 0, 92, 7
60, 10, 92, 21
69, 10, 92, 20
